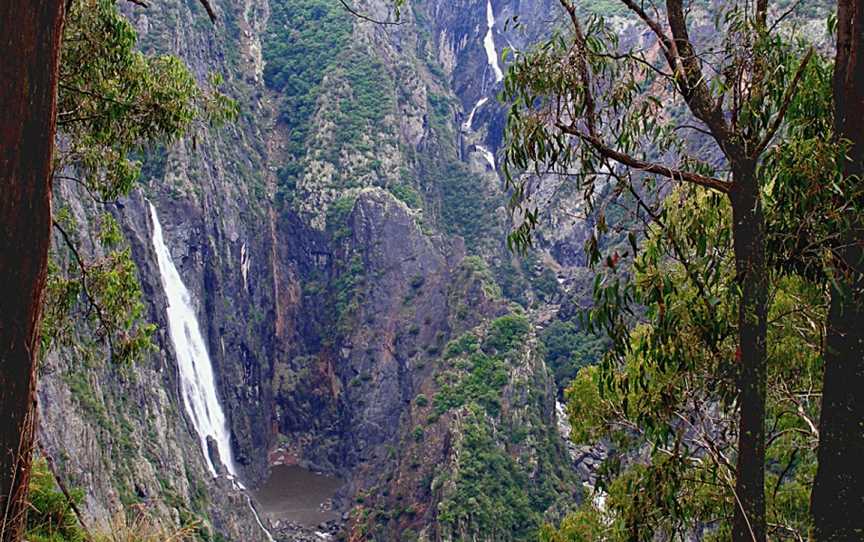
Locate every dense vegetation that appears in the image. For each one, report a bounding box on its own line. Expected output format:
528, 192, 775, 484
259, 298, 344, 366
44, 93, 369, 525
505, 0, 862, 539
431, 315, 578, 540
540, 319, 607, 393
263, 0, 352, 204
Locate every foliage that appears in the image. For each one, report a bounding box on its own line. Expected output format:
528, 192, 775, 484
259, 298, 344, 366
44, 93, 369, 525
438, 161, 500, 252
43, 0, 235, 365
332, 50, 394, 150
43, 213, 156, 364
553, 191, 824, 540
540, 319, 607, 391
761, 53, 851, 277
25, 458, 203, 542
483, 314, 531, 354
539, 502, 608, 542
25, 459, 87, 542
388, 183, 423, 209
327, 194, 358, 241
501, 2, 829, 538
435, 405, 539, 540
263, 0, 351, 97
435, 315, 527, 417
58, 0, 236, 201
263, 0, 351, 197
499, 0, 821, 283
435, 332, 508, 417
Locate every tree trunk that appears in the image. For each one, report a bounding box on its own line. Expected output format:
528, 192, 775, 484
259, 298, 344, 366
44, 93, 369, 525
729, 161, 768, 542
0, 1, 65, 540
811, 0, 864, 538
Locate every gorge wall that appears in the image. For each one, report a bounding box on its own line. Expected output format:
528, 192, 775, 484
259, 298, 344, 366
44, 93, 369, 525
36, 0, 605, 540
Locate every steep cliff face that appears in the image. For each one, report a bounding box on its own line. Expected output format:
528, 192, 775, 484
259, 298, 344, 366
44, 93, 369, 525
38, 0, 591, 540
40, 0, 280, 539
39, 188, 272, 541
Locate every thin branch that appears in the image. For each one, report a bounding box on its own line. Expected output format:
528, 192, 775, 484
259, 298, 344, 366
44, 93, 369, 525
51, 220, 115, 356
771, 448, 798, 501
59, 83, 137, 110
37, 442, 95, 542
618, 0, 679, 72
665, 0, 734, 148
558, 0, 597, 134
750, 48, 814, 157
594, 50, 675, 80
337, 0, 403, 25
54, 175, 115, 205
768, 0, 804, 34
673, 123, 715, 138
123, 0, 149, 8
622, 182, 727, 356
556, 122, 733, 193
197, 0, 217, 23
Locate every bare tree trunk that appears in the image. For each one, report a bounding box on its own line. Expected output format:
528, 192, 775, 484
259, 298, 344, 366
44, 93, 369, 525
811, 0, 864, 538
730, 161, 768, 542
0, 1, 65, 539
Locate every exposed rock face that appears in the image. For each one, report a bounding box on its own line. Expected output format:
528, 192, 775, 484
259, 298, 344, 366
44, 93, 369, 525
37, 0, 598, 540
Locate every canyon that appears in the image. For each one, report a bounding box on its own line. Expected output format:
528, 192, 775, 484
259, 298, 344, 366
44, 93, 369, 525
36, 0, 622, 540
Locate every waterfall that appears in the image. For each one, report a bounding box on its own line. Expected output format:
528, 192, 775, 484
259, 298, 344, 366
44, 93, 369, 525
462, 97, 489, 132
483, 0, 504, 83
149, 202, 238, 479
476, 144, 496, 170
240, 242, 251, 293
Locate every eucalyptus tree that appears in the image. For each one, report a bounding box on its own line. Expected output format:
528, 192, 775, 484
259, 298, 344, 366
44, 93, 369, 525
0, 3, 66, 538
547, 188, 825, 541
0, 0, 219, 539
811, 0, 864, 537
502, 1, 815, 540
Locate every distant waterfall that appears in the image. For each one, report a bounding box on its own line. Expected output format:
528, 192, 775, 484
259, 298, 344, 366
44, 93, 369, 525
462, 97, 489, 132
149, 203, 238, 478
483, 0, 504, 82
475, 144, 496, 170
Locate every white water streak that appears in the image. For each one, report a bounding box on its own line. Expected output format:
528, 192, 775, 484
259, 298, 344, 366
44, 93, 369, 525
476, 144, 496, 170
462, 97, 489, 132
246, 495, 276, 542
149, 203, 237, 478
483, 0, 504, 83
240, 242, 251, 292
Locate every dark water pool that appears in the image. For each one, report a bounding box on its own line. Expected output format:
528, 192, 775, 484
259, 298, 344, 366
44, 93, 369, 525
252, 465, 343, 526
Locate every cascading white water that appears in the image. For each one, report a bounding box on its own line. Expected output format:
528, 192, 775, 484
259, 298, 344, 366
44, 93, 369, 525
483, 0, 504, 83
240, 242, 251, 293
462, 97, 489, 132
476, 144, 496, 170
149, 202, 238, 479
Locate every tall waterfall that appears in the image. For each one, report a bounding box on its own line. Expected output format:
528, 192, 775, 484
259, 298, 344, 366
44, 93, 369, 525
149, 203, 238, 478
483, 0, 504, 83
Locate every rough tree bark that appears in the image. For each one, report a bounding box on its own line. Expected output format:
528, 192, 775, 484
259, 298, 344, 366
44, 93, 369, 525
811, 0, 864, 538
666, 0, 770, 536
0, 1, 66, 540
729, 161, 768, 542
